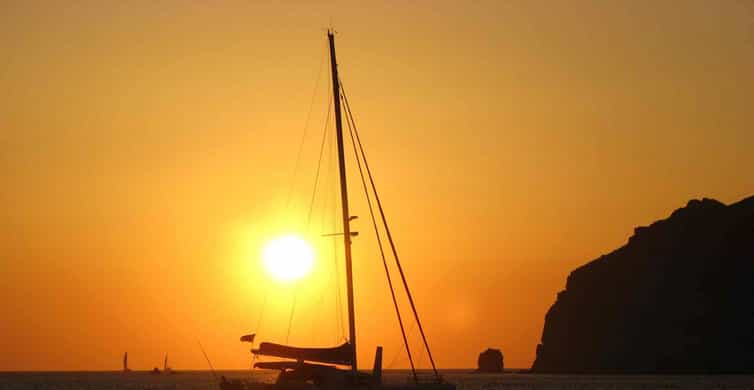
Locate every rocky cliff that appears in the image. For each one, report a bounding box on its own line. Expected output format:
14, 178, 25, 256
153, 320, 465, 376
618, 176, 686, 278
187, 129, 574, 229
531, 195, 754, 373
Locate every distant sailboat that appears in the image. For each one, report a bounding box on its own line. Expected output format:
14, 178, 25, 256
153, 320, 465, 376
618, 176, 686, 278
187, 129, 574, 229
164, 353, 173, 374
123, 352, 131, 373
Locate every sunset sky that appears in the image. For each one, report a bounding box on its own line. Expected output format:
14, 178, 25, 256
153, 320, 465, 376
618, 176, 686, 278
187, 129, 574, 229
2, 1, 753, 371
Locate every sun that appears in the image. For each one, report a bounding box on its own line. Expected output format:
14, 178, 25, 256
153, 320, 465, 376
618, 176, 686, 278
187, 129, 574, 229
262, 235, 315, 282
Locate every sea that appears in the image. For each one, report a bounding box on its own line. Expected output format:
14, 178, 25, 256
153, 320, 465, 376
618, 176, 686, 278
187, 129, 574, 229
1, 370, 754, 390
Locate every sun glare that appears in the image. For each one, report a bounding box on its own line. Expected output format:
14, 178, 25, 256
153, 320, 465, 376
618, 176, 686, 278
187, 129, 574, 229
262, 235, 315, 282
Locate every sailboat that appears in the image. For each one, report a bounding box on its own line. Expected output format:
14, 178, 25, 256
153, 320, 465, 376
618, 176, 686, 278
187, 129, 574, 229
164, 353, 173, 374
123, 352, 131, 373
221, 31, 456, 390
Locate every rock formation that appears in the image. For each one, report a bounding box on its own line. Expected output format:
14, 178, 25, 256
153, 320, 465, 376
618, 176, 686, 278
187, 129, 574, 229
532, 196, 754, 373
477, 348, 504, 373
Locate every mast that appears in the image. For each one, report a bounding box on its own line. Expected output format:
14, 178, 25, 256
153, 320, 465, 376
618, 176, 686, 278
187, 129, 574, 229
328, 30, 357, 373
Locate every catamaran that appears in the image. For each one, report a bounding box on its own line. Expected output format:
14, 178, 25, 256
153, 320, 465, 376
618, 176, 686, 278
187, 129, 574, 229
222, 30, 455, 390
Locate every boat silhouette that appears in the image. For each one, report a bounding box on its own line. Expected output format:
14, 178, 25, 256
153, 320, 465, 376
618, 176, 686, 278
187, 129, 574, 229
122, 352, 131, 373
219, 30, 455, 390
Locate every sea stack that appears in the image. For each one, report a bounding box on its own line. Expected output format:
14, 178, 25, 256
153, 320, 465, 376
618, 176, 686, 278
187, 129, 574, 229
477, 348, 504, 373
532, 196, 754, 374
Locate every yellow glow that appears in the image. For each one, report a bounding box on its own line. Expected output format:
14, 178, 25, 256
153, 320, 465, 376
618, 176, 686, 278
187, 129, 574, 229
262, 235, 315, 282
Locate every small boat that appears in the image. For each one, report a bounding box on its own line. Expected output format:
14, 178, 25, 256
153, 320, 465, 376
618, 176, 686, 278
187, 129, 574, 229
221, 30, 455, 390
148, 353, 176, 375
123, 352, 131, 373
164, 353, 175, 374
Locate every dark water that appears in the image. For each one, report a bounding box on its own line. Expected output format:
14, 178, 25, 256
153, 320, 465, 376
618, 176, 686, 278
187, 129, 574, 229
2, 371, 754, 390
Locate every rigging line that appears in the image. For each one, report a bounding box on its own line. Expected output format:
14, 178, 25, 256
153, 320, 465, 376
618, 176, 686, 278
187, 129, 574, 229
310, 155, 337, 346
309, 280, 330, 345
333, 215, 346, 340
286, 41, 328, 209
340, 82, 441, 380
386, 319, 418, 369
317, 129, 334, 344
321, 124, 346, 342
319, 134, 336, 343
306, 97, 332, 226
329, 125, 347, 342
319, 124, 333, 233
285, 287, 299, 344
341, 93, 418, 382
388, 264, 459, 368
254, 287, 269, 334
335, 245, 346, 342
251, 280, 270, 354
198, 341, 218, 382
289, 81, 331, 346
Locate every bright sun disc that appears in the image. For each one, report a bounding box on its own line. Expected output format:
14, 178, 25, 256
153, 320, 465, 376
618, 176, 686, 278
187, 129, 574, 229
262, 235, 314, 282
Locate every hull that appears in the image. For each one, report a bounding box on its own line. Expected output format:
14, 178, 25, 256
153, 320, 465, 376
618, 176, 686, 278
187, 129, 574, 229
219, 364, 454, 390
220, 380, 455, 390
219, 368, 455, 390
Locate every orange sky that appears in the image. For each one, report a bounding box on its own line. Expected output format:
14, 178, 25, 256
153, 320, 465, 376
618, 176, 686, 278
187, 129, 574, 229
1, 1, 753, 371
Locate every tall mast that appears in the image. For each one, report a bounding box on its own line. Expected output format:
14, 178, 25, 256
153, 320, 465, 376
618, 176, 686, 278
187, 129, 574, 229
328, 29, 357, 373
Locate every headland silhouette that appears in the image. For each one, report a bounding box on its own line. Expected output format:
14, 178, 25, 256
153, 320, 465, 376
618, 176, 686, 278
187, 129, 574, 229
532, 195, 754, 373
